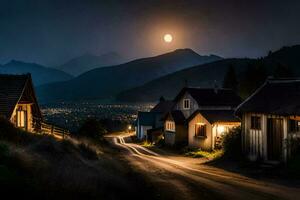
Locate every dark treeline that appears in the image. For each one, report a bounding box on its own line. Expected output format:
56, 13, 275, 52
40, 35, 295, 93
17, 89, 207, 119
223, 59, 295, 99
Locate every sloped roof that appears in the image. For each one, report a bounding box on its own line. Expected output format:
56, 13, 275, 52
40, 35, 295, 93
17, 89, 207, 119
236, 79, 300, 116
187, 109, 240, 124
174, 87, 242, 107
150, 100, 175, 113
0, 74, 29, 118
164, 110, 186, 124
137, 112, 161, 126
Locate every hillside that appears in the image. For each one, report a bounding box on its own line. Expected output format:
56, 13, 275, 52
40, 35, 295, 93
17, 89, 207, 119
0, 60, 73, 86
37, 49, 222, 103
0, 118, 155, 199
117, 45, 300, 102
117, 59, 253, 102
57, 52, 125, 76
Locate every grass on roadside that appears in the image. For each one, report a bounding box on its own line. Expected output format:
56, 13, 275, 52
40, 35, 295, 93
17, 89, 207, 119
140, 141, 154, 147
183, 147, 223, 159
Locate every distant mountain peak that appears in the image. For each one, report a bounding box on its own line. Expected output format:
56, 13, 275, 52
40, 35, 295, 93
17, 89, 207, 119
56, 52, 124, 76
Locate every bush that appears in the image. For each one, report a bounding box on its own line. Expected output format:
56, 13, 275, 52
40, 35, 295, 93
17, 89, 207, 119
77, 118, 107, 140
221, 126, 242, 159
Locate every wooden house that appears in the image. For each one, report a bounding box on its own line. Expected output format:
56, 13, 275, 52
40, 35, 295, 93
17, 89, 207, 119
163, 87, 242, 148
236, 79, 300, 162
0, 74, 42, 132
187, 110, 240, 150
135, 97, 174, 140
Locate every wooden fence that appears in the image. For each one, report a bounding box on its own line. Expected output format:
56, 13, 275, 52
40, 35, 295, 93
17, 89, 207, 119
41, 122, 70, 139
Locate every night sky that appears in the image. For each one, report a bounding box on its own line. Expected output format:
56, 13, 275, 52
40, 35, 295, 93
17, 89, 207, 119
0, 0, 300, 66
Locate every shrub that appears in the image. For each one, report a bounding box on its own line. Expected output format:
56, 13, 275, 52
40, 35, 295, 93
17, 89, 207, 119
221, 126, 242, 160
77, 118, 107, 140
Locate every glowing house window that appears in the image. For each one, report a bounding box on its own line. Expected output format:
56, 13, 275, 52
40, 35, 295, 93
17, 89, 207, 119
17, 110, 26, 128
166, 121, 175, 132
195, 123, 206, 137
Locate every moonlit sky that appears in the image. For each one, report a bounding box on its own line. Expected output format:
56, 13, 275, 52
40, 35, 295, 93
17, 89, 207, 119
0, 0, 300, 66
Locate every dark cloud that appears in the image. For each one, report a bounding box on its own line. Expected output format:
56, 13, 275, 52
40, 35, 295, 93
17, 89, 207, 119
0, 0, 299, 66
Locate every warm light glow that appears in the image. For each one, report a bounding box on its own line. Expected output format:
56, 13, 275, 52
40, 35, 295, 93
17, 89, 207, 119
164, 34, 173, 43
128, 125, 132, 130
217, 126, 225, 133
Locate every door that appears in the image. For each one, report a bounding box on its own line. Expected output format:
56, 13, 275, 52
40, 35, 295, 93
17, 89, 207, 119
267, 118, 283, 161
17, 109, 27, 131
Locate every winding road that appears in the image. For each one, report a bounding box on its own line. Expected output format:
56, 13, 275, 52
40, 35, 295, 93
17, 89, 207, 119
106, 132, 300, 200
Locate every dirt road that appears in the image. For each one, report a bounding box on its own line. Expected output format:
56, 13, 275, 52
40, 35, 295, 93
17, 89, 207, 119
106, 132, 300, 200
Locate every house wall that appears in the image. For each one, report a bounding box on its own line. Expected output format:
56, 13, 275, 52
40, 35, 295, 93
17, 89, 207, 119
165, 131, 176, 145
10, 103, 33, 132
175, 92, 198, 118
242, 112, 289, 162
188, 113, 213, 151
137, 125, 152, 140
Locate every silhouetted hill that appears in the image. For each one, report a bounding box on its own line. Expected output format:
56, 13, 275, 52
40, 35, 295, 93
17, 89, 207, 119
37, 49, 222, 102
57, 52, 124, 76
117, 59, 253, 102
0, 60, 73, 86
117, 45, 300, 102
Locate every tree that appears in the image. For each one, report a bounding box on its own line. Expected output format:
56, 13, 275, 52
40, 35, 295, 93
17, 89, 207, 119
222, 65, 238, 92
78, 118, 107, 139
239, 61, 268, 98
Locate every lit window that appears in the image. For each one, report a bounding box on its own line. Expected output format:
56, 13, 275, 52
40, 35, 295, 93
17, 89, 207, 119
165, 121, 175, 132
183, 99, 190, 109
251, 116, 261, 130
195, 123, 206, 137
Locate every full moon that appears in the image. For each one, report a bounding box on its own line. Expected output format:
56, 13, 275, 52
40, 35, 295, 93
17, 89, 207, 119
164, 34, 173, 43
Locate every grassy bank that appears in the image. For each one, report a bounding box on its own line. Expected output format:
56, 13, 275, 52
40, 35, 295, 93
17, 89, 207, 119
0, 119, 156, 199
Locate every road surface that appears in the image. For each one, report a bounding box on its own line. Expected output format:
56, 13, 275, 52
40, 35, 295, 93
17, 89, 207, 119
106, 132, 300, 200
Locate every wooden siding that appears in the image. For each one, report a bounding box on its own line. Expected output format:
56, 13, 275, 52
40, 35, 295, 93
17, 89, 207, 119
242, 113, 289, 162
175, 92, 198, 118
188, 113, 213, 150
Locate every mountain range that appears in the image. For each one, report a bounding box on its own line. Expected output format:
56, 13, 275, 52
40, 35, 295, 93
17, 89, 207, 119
36, 49, 222, 103
0, 60, 73, 86
56, 52, 125, 76
117, 45, 300, 102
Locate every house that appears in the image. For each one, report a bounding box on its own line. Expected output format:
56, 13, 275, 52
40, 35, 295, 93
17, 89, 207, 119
163, 87, 242, 149
186, 110, 240, 150
236, 79, 300, 162
163, 110, 186, 146
0, 74, 42, 132
135, 97, 174, 140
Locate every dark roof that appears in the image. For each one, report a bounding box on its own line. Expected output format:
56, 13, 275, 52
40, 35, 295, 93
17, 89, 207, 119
0, 74, 30, 118
187, 109, 240, 124
137, 112, 161, 126
174, 87, 242, 107
164, 110, 186, 124
150, 100, 175, 113
236, 79, 300, 116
